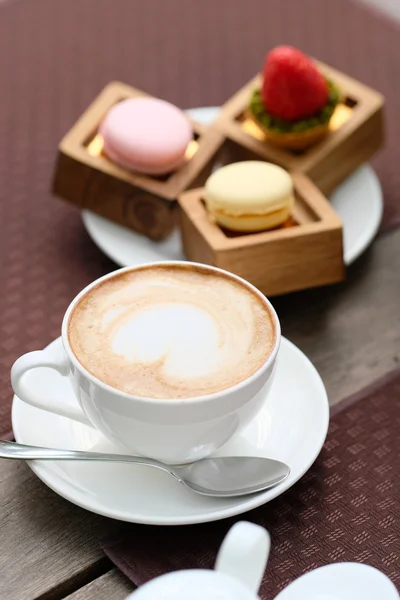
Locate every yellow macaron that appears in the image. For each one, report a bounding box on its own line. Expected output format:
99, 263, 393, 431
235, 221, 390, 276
204, 161, 294, 232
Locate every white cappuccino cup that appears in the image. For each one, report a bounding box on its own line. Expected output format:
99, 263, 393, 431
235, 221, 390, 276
11, 262, 280, 464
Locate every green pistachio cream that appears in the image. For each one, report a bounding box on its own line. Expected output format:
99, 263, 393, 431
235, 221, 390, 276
249, 80, 340, 134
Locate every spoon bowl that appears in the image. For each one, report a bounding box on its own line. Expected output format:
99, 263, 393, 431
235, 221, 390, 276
179, 456, 290, 496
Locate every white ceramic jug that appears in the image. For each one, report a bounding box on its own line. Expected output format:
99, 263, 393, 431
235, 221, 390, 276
125, 521, 270, 600
274, 562, 399, 600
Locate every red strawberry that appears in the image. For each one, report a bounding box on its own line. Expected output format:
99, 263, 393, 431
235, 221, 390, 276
261, 46, 329, 121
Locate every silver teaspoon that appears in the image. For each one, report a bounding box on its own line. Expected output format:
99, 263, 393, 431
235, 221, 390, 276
0, 440, 290, 498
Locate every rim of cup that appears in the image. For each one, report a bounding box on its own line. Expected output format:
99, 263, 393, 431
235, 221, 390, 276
61, 261, 281, 404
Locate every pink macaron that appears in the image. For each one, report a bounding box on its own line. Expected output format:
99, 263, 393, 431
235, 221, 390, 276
100, 97, 193, 176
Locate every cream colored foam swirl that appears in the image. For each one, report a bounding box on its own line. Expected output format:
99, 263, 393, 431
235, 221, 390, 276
68, 266, 275, 399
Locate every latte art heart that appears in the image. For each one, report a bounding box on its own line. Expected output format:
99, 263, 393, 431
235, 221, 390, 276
68, 265, 276, 399
111, 305, 223, 378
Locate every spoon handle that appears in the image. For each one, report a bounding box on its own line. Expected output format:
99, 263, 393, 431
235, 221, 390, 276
0, 440, 177, 477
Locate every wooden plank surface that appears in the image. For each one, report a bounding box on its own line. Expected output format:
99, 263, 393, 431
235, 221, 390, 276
64, 570, 133, 600
1, 228, 399, 600
0, 459, 116, 600
274, 228, 400, 406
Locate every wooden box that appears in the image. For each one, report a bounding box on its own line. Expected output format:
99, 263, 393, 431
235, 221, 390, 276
53, 82, 225, 240
213, 62, 384, 195
179, 172, 344, 296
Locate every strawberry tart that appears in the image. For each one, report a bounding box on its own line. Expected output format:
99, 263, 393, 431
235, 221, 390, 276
249, 46, 340, 150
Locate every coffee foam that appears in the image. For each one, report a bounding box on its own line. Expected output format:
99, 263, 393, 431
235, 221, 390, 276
67, 265, 276, 399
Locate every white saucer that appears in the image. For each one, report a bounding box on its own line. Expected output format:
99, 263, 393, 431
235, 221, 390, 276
12, 336, 328, 525
82, 107, 383, 269
274, 563, 399, 600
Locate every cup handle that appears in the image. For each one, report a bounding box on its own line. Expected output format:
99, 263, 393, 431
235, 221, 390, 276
11, 345, 92, 426
215, 521, 270, 594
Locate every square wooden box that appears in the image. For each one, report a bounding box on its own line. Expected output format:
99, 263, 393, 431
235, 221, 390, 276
179, 172, 345, 296
213, 62, 384, 195
53, 81, 225, 240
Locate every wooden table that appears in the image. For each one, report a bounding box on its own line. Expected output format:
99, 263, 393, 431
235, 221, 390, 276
1, 226, 399, 600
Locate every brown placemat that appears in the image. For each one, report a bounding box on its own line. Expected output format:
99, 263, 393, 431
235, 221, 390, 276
1, 0, 400, 438
102, 369, 400, 597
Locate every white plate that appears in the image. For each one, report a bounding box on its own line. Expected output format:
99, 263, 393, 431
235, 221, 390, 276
274, 562, 399, 600
82, 107, 383, 269
12, 336, 329, 526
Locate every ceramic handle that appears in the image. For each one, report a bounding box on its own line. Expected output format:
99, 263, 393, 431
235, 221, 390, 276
11, 345, 92, 426
215, 521, 270, 594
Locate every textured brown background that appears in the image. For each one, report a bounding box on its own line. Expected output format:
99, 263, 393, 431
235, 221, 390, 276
1, 0, 400, 438
103, 369, 400, 597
